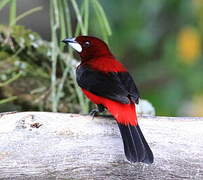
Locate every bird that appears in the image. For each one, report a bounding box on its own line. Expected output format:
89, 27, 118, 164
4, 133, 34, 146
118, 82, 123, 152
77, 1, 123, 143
62, 36, 154, 163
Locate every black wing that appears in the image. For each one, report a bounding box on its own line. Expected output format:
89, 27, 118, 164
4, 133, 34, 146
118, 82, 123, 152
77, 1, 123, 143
117, 72, 140, 104
76, 65, 139, 104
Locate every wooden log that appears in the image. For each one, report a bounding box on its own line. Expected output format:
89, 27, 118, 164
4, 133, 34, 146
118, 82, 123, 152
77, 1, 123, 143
0, 112, 202, 179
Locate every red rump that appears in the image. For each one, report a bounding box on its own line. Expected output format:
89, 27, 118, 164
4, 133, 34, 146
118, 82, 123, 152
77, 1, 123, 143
82, 88, 137, 126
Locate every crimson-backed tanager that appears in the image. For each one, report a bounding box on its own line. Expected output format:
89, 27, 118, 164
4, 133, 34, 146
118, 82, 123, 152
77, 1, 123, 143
62, 36, 154, 164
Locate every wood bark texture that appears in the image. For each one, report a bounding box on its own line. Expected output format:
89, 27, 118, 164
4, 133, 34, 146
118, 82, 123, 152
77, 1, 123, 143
0, 112, 202, 180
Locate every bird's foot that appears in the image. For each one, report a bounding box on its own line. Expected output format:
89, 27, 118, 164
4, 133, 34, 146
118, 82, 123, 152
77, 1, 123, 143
89, 109, 100, 119
89, 104, 105, 120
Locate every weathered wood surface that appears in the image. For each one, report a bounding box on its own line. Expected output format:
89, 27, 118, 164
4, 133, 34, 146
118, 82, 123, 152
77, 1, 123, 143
0, 112, 202, 180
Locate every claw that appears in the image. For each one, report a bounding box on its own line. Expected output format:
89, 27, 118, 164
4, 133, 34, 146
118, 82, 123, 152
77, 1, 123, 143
89, 109, 99, 119
89, 104, 106, 120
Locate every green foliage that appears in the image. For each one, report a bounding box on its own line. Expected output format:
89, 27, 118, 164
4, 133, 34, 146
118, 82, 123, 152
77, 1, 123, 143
0, 0, 11, 11
99, 0, 203, 116
49, 0, 111, 113
0, 0, 112, 113
2, 0, 201, 116
0, 25, 81, 112
0, 0, 42, 26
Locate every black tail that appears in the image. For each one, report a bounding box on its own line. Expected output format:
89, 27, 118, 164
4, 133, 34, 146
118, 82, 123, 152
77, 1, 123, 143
118, 123, 154, 164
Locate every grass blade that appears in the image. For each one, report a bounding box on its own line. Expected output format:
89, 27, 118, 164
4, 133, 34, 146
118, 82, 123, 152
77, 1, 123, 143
0, 96, 17, 105
58, 0, 66, 50
10, 6, 43, 26
70, 0, 85, 35
63, 0, 73, 54
9, 0, 16, 26
0, 0, 10, 11
83, 0, 89, 34
91, 0, 112, 41
0, 72, 22, 87
50, 0, 60, 112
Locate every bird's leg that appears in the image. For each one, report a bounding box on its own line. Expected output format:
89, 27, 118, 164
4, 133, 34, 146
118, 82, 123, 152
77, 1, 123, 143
89, 104, 105, 118
98, 104, 105, 113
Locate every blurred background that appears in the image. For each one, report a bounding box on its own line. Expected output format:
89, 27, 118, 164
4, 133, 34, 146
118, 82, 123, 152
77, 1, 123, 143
0, 0, 202, 116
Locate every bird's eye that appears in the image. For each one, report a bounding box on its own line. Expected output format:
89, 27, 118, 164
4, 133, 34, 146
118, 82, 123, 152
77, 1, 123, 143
83, 41, 90, 47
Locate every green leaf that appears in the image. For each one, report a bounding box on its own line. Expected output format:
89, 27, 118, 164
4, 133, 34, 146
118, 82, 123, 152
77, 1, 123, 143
10, 6, 43, 26
0, 96, 17, 105
0, 0, 10, 11
92, 0, 112, 37
9, 0, 16, 26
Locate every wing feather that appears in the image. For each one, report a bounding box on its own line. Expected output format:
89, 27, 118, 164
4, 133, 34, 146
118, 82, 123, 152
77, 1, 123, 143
76, 65, 139, 104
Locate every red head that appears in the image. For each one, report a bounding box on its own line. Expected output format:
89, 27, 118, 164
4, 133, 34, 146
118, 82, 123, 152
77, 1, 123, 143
62, 36, 113, 61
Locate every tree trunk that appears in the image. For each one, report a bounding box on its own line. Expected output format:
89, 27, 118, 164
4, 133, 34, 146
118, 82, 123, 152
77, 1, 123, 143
0, 112, 202, 179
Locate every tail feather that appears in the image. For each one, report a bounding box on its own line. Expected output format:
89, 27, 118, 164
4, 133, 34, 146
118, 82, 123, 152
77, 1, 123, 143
118, 123, 154, 164
80, 89, 153, 163
136, 125, 154, 163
